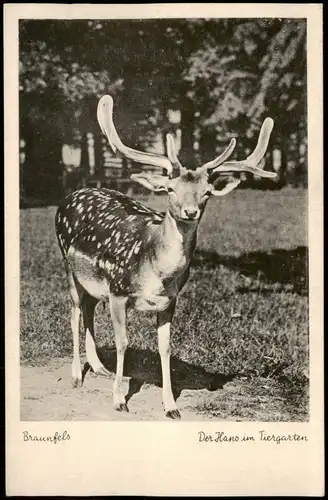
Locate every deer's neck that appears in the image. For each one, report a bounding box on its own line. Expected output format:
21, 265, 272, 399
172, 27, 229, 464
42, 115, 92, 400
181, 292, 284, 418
151, 210, 198, 277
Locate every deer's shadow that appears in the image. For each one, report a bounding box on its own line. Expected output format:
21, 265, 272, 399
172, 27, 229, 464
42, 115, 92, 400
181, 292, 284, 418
82, 346, 236, 403
192, 246, 308, 295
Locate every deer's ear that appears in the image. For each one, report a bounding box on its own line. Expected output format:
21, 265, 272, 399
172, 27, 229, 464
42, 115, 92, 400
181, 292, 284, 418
211, 178, 241, 196
130, 173, 169, 192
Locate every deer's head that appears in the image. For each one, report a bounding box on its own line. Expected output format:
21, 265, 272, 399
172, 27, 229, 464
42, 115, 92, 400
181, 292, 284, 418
97, 95, 276, 222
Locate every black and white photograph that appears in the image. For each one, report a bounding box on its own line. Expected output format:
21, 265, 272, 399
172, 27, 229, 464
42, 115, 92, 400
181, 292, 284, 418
5, 3, 323, 497
19, 15, 309, 423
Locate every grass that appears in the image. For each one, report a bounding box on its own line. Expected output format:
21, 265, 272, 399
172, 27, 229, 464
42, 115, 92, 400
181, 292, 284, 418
20, 187, 309, 420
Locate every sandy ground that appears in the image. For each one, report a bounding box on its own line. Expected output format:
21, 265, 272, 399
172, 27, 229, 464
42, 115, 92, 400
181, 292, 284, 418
21, 358, 224, 421
20, 353, 307, 422
21, 369, 203, 421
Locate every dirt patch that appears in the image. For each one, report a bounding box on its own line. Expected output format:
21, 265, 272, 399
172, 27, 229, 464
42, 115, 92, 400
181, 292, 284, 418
21, 358, 219, 421
20, 357, 307, 422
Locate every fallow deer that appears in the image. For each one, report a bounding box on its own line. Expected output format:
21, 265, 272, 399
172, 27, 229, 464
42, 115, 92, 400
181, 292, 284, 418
55, 95, 276, 419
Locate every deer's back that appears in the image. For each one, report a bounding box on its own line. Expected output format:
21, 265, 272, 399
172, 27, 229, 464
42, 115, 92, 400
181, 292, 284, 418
55, 188, 164, 296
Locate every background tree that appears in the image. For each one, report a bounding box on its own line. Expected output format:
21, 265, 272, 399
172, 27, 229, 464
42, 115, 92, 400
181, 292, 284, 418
19, 18, 307, 205
185, 19, 306, 186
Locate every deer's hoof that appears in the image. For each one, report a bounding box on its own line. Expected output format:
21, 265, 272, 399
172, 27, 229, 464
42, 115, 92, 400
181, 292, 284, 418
72, 377, 82, 388
166, 409, 181, 420
114, 403, 129, 412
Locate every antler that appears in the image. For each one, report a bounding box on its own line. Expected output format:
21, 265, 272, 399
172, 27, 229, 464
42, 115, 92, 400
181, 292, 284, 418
208, 118, 277, 179
97, 95, 173, 176
201, 138, 237, 172
166, 133, 183, 170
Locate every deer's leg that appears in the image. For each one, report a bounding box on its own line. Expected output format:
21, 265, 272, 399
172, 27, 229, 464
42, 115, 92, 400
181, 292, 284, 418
67, 269, 84, 388
109, 295, 129, 412
157, 299, 180, 420
82, 295, 110, 377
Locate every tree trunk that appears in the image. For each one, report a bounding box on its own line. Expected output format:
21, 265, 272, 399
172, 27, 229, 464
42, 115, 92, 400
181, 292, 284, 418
295, 131, 307, 188
21, 126, 63, 205
93, 132, 103, 179
278, 136, 287, 188
80, 133, 90, 187
179, 88, 195, 167
199, 128, 217, 164
21, 127, 38, 203
39, 135, 64, 204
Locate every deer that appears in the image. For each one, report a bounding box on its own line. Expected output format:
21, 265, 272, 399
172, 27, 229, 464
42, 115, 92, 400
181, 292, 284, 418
55, 94, 276, 419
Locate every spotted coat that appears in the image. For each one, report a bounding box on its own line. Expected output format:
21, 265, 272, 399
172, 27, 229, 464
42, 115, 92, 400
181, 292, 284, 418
55, 188, 165, 297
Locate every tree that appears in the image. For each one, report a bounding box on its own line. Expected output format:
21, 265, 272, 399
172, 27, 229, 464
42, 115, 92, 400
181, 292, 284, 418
247, 19, 307, 186
184, 19, 306, 185
19, 18, 307, 204
19, 20, 121, 203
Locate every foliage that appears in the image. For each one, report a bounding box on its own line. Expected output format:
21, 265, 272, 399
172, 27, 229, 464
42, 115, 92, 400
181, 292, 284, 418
19, 18, 307, 201
185, 19, 306, 153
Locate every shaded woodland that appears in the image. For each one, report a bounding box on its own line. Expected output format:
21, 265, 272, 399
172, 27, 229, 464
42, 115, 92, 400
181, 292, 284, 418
19, 19, 307, 205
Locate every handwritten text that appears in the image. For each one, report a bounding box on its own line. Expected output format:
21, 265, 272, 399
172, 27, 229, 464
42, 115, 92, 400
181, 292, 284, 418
198, 430, 308, 444
22, 430, 70, 444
